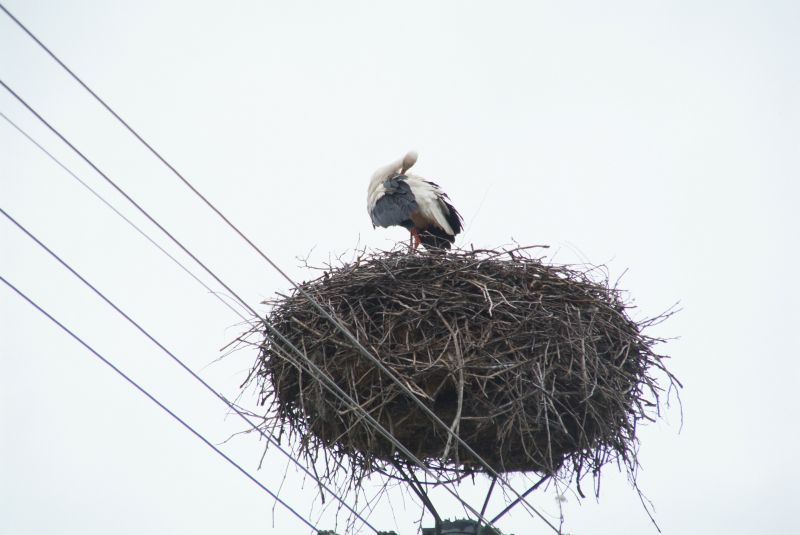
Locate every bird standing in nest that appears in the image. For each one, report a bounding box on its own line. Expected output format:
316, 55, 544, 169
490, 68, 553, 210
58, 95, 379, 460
367, 151, 463, 250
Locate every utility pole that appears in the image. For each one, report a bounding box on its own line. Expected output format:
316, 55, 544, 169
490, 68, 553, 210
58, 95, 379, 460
319, 519, 512, 535
317, 531, 398, 535
422, 519, 510, 535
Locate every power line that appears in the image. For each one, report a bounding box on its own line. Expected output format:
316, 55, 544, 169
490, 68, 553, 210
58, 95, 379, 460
0, 7, 557, 522
0, 110, 247, 322
0, 112, 383, 531
0, 274, 319, 534
1, 110, 378, 533
0, 83, 494, 526
0, 205, 379, 534
0, 205, 486, 531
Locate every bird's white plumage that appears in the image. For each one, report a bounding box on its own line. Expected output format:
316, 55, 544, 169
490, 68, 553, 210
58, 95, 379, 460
367, 151, 455, 234
366, 154, 406, 213
366, 151, 419, 213
403, 176, 456, 235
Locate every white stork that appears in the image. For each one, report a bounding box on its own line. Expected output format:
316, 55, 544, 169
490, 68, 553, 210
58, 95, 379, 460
367, 151, 463, 250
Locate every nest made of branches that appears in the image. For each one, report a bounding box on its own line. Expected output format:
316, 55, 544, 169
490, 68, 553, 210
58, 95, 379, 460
247, 246, 679, 488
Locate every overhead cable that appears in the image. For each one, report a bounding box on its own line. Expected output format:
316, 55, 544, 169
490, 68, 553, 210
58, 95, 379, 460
0, 274, 319, 534
0, 205, 379, 534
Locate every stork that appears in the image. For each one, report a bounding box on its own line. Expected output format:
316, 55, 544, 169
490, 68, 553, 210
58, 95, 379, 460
367, 151, 463, 250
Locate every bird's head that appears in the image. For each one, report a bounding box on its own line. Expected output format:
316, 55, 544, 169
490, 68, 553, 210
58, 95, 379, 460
400, 150, 418, 174
370, 150, 419, 185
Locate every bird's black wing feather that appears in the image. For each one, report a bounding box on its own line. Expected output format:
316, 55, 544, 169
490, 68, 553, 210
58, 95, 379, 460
440, 197, 463, 236
418, 187, 463, 250
370, 175, 418, 229
419, 225, 455, 249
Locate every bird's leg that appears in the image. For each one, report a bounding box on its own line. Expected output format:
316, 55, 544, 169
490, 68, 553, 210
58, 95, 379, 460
410, 228, 422, 251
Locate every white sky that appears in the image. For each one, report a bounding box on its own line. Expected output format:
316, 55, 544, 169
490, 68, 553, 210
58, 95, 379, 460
1, 1, 799, 534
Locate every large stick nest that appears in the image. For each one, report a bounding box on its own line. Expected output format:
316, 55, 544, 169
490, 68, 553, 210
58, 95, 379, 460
248, 246, 678, 485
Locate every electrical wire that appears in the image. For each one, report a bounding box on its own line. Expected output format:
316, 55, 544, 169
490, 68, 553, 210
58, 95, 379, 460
0, 6, 558, 525
0, 274, 319, 534
0, 205, 379, 534
0, 114, 382, 531
0, 85, 497, 527
1, 201, 488, 529
0, 110, 246, 322
1, 109, 380, 534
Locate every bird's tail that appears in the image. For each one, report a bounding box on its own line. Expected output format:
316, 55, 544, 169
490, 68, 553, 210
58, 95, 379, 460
419, 225, 455, 250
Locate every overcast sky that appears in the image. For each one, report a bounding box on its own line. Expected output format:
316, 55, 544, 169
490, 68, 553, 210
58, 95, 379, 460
2, 1, 799, 534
